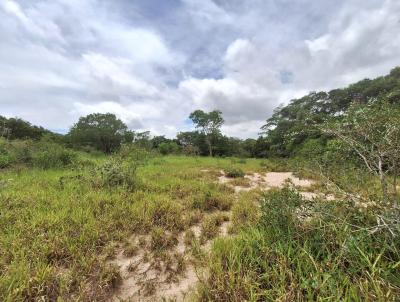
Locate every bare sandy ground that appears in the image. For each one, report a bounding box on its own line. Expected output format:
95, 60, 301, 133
110, 221, 231, 302
218, 170, 335, 200
110, 170, 329, 301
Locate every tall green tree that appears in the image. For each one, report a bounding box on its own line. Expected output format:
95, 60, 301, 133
189, 110, 224, 156
68, 113, 129, 153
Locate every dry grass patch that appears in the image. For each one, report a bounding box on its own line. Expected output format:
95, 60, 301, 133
201, 212, 230, 241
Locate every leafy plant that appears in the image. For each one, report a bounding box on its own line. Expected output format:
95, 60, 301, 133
225, 167, 245, 178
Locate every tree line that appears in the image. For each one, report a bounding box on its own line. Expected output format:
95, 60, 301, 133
2, 66, 400, 162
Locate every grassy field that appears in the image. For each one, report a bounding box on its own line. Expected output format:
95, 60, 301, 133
0, 154, 267, 301
1, 153, 399, 301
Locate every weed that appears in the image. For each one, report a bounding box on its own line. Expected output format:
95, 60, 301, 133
184, 229, 197, 247
199, 188, 400, 301
150, 227, 178, 252
225, 167, 245, 178
192, 190, 232, 211
123, 243, 139, 257
201, 212, 229, 241
230, 193, 260, 233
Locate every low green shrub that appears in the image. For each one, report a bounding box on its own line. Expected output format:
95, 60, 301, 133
32, 146, 77, 169
192, 190, 233, 211
225, 167, 245, 178
0, 153, 13, 169
199, 188, 400, 301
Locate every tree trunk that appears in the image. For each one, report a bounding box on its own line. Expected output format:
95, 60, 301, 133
206, 136, 212, 157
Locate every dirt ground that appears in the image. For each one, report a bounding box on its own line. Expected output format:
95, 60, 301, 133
109, 170, 331, 301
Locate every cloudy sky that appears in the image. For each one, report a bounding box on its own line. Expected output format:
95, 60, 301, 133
1, 0, 400, 138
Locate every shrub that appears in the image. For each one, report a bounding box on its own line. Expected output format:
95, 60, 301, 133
225, 167, 245, 178
96, 157, 138, 190
158, 142, 180, 155
192, 190, 232, 211
32, 146, 77, 169
199, 189, 400, 301
0, 153, 13, 168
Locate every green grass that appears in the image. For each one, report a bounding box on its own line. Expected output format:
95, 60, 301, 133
1, 153, 399, 301
0, 154, 265, 301
197, 189, 400, 301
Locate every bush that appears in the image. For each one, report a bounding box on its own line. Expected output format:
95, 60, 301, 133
158, 142, 180, 155
0, 153, 13, 168
199, 189, 400, 301
225, 167, 245, 178
192, 190, 232, 211
32, 145, 77, 169
96, 157, 138, 190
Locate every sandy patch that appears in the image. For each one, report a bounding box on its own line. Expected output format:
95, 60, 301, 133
110, 221, 231, 302
217, 171, 337, 201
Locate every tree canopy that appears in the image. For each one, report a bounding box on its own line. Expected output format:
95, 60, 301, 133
68, 113, 132, 153
189, 110, 224, 156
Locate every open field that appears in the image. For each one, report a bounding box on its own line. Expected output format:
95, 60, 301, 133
1, 154, 399, 301
0, 155, 274, 301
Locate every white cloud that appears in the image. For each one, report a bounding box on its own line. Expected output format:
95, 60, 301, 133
1, 0, 400, 138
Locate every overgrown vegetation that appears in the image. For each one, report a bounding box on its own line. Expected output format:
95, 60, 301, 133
198, 189, 400, 301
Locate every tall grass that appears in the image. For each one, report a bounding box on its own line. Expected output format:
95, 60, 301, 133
198, 188, 400, 301
0, 154, 248, 300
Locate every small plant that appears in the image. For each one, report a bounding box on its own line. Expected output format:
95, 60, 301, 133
192, 190, 233, 212
150, 227, 178, 251
96, 157, 139, 190
201, 213, 229, 240
123, 243, 138, 257
184, 229, 197, 247
225, 167, 245, 178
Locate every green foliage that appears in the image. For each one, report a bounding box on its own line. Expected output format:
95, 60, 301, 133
225, 167, 245, 178
199, 189, 400, 301
189, 110, 224, 156
323, 100, 400, 203
159, 141, 180, 155
0, 138, 77, 169
32, 144, 77, 169
262, 66, 400, 157
0, 116, 54, 140
68, 113, 131, 153
96, 158, 137, 190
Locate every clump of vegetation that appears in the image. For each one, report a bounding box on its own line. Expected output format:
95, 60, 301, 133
96, 157, 138, 190
225, 167, 245, 178
201, 212, 229, 241
183, 229, 197, 247
32, 144, 77, 169
229, 177, 251, 187
0, 138, 77, 169
146, 198, 185, 231
199, 188, 400, 301
150, 227, 178, 252
230, 192, 260, 233
192, 190, 232, 211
